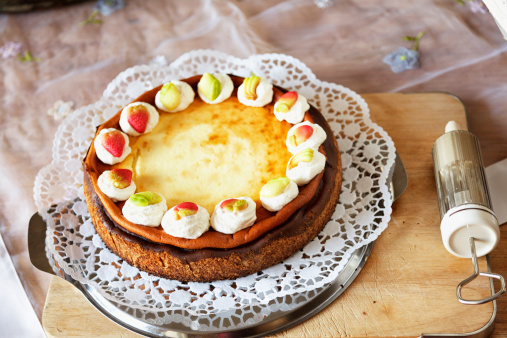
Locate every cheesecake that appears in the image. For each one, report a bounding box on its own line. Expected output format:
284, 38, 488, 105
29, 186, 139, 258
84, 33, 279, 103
83, 74, 342, 282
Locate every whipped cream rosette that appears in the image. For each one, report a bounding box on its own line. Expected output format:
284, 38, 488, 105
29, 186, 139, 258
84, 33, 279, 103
122, 191, 167, 226
260, 177, 299, 212
119, 102, 159, 136
161, 202, 210, 239
286, 121, 327, 154
155, 80, 195, 113
94, 128, 131, 165
211, 197, 257, 234
97, 169, 136, 202
237, 74, 273, 107
273, 91, 309, 124
286, 148, 326, 186
197, 73, 234, 104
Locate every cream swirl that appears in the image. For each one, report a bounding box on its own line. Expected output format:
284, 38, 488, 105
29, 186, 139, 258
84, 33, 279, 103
237, 77, 273, 107
155, 80, 195, 113
274, 93, 309, 124
94, 128, 131, 165
197, 73, 234, 104
286, 121, 327, 154
97, 170, 136, 202
260, 180, 299, 212
161, 205, 210, 239
119, 102, 159, 136
122, 193, 167, 227
286, 150, 326, 186
210, 197, 257, 234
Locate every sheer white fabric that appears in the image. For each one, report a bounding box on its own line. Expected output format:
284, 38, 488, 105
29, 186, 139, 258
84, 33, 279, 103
0, 0, 505, 330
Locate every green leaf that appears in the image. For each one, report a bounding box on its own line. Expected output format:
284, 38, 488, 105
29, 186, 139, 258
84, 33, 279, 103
402, 31, 426, 51
412, 31, 426, 51
79, 10, 103, 26
18, 51, 40, 63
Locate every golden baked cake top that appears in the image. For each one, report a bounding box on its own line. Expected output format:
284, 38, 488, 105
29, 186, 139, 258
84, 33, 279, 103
115, 96, 291, 215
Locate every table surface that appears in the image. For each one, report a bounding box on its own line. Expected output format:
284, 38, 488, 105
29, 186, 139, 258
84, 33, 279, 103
1, 0, 506, 336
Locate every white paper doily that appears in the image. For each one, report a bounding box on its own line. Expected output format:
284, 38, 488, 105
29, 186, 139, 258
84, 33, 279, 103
34, 50, 395, 331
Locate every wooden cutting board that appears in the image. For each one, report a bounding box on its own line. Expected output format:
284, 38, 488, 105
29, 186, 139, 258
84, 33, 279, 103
42, 93, 497, 337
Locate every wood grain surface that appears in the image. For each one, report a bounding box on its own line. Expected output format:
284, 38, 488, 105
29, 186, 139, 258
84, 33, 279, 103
42, 93, 503, 337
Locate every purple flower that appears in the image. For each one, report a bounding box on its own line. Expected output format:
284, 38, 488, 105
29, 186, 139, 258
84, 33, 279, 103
467, 0, 488, 14
94, 0, 125, 16
0, 42, 23, 59
383, 47, 420, 74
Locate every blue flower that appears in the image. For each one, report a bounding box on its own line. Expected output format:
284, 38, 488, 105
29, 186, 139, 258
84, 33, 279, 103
94, 0, 125, 16
384, 31, 425, 74
383, 47, 420, 74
